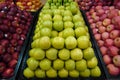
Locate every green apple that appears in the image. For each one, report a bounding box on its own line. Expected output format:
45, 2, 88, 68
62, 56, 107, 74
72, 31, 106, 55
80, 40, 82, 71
65, 6, 70, 10
23, 67, 34, 78
53, 0, 57, 3
56, 3, 61, 7
90, 66, 101, 77
59, 6, 64, 10
76, 59, 87, 71
70, 5, 78, 15
51, 30, 58, 38
47, 0, 52, 3
58, 0, 62, 3
39, 59, 51, 70
42, 20, 52, 30
58, 48, 70, 60
69, 70, 79, 78
31, 39, 39, 48
58, 68, 68, 78
53, 14, 62, 21
46, 48, 58, 60
75, 27, 87, 38
58, 31, 63, 37
33, 31, 41, 40
71, 48, 83, 60
63, 16, 72, 21
35, 68, 45, 78
65, 36, 77, 49
63, 0, 68, 3
27, 57, 39, 70
77, 36, 90, 49
68, 0, 73, 2
46, 68, 57, 78
52, 37, 64, 49
73, 14, 83, 23
39, 36, 51, 49
79, 68, 90, 77
29, 48, 45, 60
65, 59, 75, 70
42, 14, 52, 21
74, 21, 85, 28
83, 47, 95, 60
40, 28, 51, 37
53, 21, 63, 31
34, 26, 40, 34
53, 59, 64, 70
63, 10, 72, 17
87, 57, 98, 68
53, 9, 61, 15
64, 21, 74, 28
62, 28, 75, 38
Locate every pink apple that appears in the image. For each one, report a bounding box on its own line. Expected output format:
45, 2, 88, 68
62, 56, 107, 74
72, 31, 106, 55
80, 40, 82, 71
110, 30, 120, 39
106, 24, 115, 32
96, 9, 105, 16
103, 55, 111, 65
94, 33, 101, 41
90, 23, 96, 29
96, 21, 103, 28
114, 37, 120, 47
92, 28, 98, 34
100, 46, 108, 56
97, 40, 104, 47
102, 32, 109, 40
89, 19, 94, 24
105, 39, 114, 47
100, 14, 107, 21
107, 64, 120, 76
113, 55, 120, 67
103, 18, 111, 27
93, 16, 100, 22
98, 26, 106, 33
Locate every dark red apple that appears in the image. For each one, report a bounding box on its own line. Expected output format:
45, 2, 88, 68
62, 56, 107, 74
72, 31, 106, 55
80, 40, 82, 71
12, 33, 20, 40
10, 39, 17, 47
1, 39, 9, 48
114, 37, 120, 47
0, 45, 5, 55
16, 28, 22, 34
107, 64, 120, 76
113, 55, 120, 67
3, 53, 12, 63
103, 55, 111, 65
8, 59, 17, 68
2, 68, 14, 78
0, 62, 6, 73
12, 52, 19, 60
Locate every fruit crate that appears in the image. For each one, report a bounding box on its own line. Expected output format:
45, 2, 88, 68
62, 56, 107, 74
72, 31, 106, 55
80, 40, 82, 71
16, 9, 107, 80
81, 10, 120, 79
0, 10, 38, 80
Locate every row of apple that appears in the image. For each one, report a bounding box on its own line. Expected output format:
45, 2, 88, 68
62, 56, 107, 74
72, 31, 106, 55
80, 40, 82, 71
0, 2, 32, 79
86, 5, 120, 76
23, 0, 102, 79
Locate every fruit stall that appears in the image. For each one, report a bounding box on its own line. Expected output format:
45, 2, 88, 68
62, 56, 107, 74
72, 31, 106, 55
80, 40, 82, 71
0, 0, 120, 80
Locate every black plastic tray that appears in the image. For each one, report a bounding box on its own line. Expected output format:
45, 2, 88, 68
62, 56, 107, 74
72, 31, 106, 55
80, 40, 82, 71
81, 10, 120, 79
0, 12, 36, 80
16, 9, 106, 80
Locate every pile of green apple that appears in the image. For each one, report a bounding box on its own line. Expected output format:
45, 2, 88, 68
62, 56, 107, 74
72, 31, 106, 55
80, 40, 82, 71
23, 0, 101, 79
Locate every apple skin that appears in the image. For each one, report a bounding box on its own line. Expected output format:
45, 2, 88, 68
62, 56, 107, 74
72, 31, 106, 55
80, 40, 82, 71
76, 59, 87, 71
2, 68, 14, 78
87, 57, 98, 68
58, 68, 68, 78
105, 39, 114, 47
107, 64, 120, 76
103, 55, 111, 65
65, 59, 75, 70
108, 46, 119, 56
90, 66, 101, 77
100, 46, 108, 56
110, 30, 120, 39
46, 68, 57, 78
94, 33, 101, 41
35, 68, 45, 78
113, 55, 120, 67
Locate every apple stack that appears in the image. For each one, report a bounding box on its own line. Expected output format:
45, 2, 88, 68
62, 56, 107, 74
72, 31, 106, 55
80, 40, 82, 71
0, 2, 32, 79
86, 5, 120, 76
23, 0, 101, 79
16, 0, 43, 12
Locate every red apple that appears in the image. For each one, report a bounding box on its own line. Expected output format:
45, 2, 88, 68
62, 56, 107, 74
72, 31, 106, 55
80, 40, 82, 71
2, 68, 14, 78
100, 14, 107, 21
113, 55, 120, 67
103, 18, 111, 27
97, 40, 104, 47
110, 30, 120, 39
103, 55, 111, 65
102, 32, 109, 40
97, 9, 105, 16
3, 53, 12, 63
90, 23, 96, 29
12, 52, 19, 60
100, 46, 108, 56
8, 59, 17, 68
106, 24, 115, 32
92, 28, 98, 34
0, 45, 6, 55
105, 39, 114, 47
94, 33, 101, 41
107, 64, 120, 76
98, 26, 106, 33
114, 37, 120, 47
0, 62, 6, 73
108, 46, 119, 56
96, 21, 103, 28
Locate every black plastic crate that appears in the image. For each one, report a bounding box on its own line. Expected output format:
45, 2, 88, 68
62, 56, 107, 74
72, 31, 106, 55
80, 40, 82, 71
16, 9, 107, 80
81, 10, 120, 79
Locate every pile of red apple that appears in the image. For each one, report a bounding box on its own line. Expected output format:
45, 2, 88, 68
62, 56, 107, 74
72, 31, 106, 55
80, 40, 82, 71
86, 5, 120, 76
16, 0, 43, 12
0, 2, 32, 78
